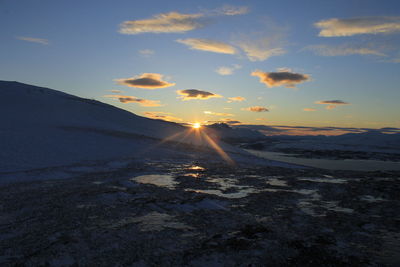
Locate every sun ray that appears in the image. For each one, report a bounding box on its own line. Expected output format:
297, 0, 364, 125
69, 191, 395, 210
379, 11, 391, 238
200, 131, 235, 166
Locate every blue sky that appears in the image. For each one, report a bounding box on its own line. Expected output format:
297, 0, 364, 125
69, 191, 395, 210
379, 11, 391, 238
1, 0, 400, 129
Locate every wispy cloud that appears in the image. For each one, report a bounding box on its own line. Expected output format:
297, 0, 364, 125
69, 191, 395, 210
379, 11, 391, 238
143, 111, 182, 122
138, 49, 155, 57
305, 44, 386, 56
216, 64, 241, 75
115, 73, 175, 89
215, 5, 249, 16
236, 39, 285, 61
315, 100, 350, 109
303, 108, 316, 112
104, 95, 162, 107
119, 5, 249, 35
16, 36, 49, 45
119, 12, 204, 34
251, 70, 310, 88
177, 89, 222, 100
176, 38, 236, 54
233, 25, 286, 61
110, 89, 122, 93
242, 106, 269, 112
315, 16, 400, 37
204, 111, 234, 116
227, 96, 246, 103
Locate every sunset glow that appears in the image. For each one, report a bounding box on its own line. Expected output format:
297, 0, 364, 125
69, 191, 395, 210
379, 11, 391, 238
1, 0, 399, 132
192, 122, 201, 129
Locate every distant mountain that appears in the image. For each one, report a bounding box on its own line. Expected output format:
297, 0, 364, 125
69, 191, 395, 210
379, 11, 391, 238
0, 81, 243, 172
205, 123, 267, 143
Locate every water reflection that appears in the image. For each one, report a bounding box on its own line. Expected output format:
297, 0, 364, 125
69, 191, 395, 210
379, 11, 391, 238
132, 174, 177, 189
186, 165, 205, 171
186, 188, 258, 199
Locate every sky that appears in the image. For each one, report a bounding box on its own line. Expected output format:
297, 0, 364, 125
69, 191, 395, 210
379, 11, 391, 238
1, 0, 400, 130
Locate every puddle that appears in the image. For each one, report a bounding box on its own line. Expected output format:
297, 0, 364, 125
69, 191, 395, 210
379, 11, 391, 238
186, 166, 205, 171
184, 173, 201, 178
293, 189, 319, 195
186, 188, 258, 199
131, 174, 177, 189
296, 189, 353, 216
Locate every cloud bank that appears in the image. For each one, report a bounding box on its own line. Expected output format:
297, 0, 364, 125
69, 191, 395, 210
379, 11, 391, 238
207, 118, 241, 125
315, 16, 400, 37
177, 38, 236, 54
115, 73, 175, 89
104, 95, 161, 107
119, 12, 204, 34
251, 70, 310, 88
177, 89, 222, 100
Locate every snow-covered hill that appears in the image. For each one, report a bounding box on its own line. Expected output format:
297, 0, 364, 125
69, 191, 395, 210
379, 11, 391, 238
205, 123, 266, 143
266, 131, 400, 153
0, 81, 250, 172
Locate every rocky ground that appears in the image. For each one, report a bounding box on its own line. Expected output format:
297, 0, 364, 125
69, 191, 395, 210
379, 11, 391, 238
0, 158, 399, 266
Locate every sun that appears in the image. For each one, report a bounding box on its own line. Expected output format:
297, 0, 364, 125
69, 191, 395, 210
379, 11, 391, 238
192, 122, 201, 129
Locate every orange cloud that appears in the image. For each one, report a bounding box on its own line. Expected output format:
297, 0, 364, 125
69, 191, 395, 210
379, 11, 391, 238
315, 16, 400, 37
176, 38, 236, 54
204, 111, 234, 116
143, 111, 182, 122
177, 89, 222, 100
119, 12, 204, 34
242, 106, 269, 112
303, 108, 316, 112
227, 96, 246, 103
104, 95, 161, 107
115, 73, 175, 89
251, 70, 310, 88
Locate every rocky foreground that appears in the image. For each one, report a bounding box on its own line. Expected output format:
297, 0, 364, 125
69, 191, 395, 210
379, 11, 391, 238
0, 158, 399, 266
